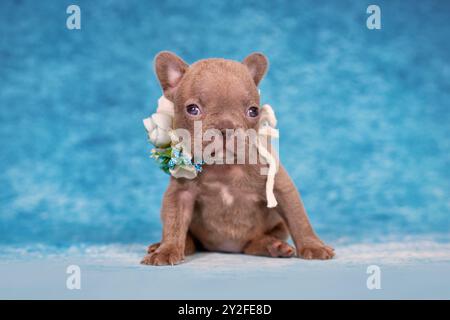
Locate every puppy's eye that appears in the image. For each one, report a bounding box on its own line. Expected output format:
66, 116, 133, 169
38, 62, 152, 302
246, 106, 259, 118
186, 104, 201, 116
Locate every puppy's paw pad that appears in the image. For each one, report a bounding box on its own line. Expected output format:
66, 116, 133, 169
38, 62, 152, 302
268, 240, 295, 257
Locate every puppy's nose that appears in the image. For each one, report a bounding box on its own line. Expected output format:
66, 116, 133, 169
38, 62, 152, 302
217, 120, 235, 130
217, 120, 236, 138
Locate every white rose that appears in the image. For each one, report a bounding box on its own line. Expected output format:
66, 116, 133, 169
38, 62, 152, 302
143, 96, 176, 147
169, 165, 197, 180
143, 113, 173, 147
143, 117, 156, 132
156, 95, 175, 117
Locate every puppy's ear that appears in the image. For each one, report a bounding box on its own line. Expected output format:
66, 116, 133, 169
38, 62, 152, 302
154, 51, 188, 99
242, 52, 269, 86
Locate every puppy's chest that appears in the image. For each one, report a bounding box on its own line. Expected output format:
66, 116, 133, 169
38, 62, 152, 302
198, 182, 259, 208
194, 180, 265, 237
196, 167, 266, 209
191, 167, 269, 244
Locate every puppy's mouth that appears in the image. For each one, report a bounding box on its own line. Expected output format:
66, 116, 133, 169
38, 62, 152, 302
203, 140, 238, 162
209, 147, 235, 159
198, 127, 255, 164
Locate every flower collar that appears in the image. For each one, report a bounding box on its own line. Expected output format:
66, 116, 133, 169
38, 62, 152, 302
143, 96, 202, 179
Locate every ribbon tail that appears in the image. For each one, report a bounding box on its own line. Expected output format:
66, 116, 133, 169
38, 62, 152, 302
258, 141, 278, 208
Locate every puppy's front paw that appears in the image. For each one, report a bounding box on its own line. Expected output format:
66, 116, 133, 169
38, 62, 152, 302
147, 242, 160, 254
297, 237, 335, 260
268, 240, 295, 257
141, 244, 184, 266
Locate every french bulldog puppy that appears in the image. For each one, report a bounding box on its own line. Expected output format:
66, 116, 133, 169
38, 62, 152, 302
141, 52, 334, 265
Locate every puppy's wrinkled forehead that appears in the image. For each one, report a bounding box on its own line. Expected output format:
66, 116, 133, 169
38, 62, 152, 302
178, 59, 259, 108
154, 51, 268, 115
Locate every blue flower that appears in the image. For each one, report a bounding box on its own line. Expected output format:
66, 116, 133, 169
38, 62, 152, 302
194, 161, 204, 172
168, 158, 176, 169
172, 149, 181, 158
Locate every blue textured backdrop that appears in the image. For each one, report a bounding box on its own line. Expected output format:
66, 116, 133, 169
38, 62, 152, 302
0, 0, 449, 245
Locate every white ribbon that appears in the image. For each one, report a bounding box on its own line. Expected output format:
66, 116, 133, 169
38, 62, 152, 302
257, 104, 279, 208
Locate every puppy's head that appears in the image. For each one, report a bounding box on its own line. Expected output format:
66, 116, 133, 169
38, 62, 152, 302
154, 52, 268, 136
